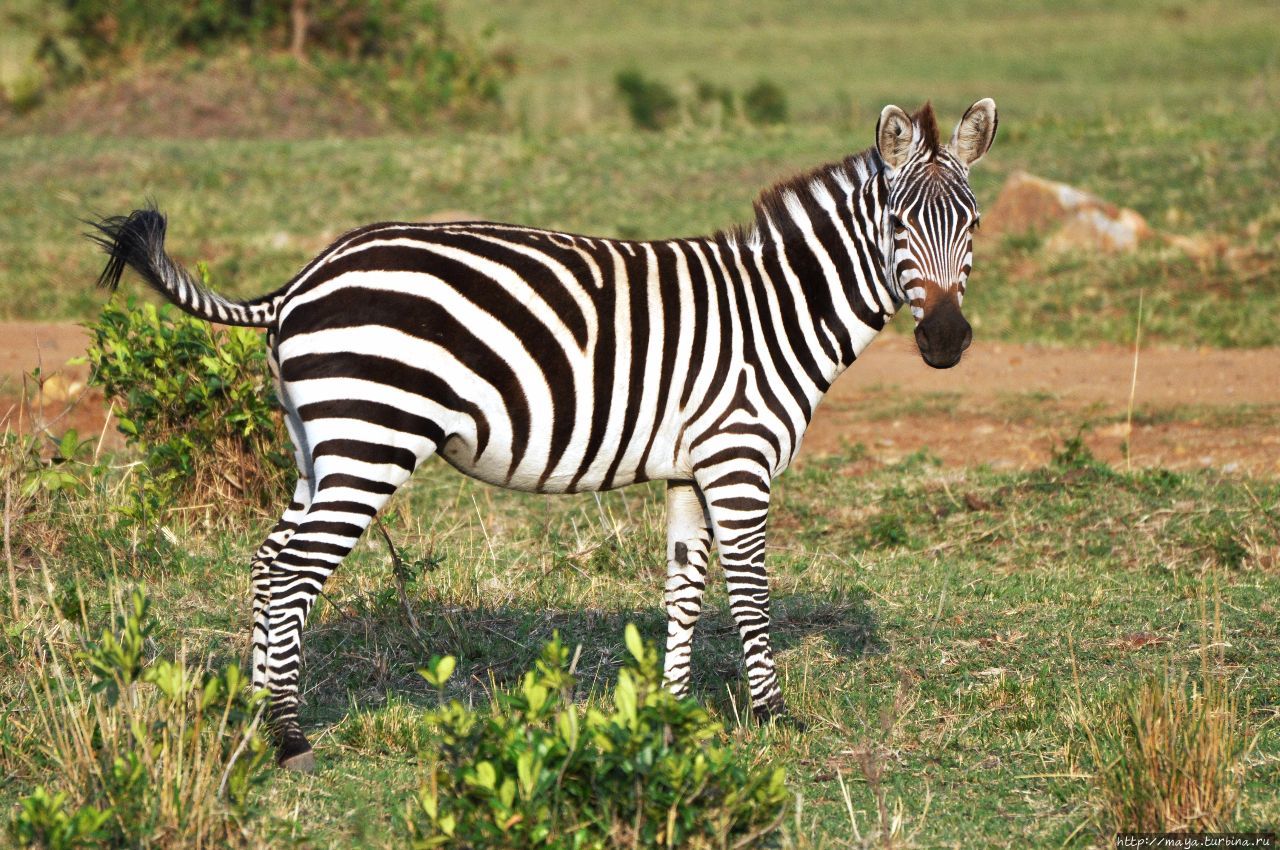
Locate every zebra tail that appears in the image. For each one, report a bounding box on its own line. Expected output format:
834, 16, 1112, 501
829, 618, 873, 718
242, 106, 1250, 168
86, 205, 280, 328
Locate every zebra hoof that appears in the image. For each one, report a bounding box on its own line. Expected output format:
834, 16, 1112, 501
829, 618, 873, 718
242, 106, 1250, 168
752, 703, 806, 731
278, 747, 316, 773
277, 734, 316, 773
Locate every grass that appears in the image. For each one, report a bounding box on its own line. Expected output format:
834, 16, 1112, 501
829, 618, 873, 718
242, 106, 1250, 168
3, 442, 1278, 846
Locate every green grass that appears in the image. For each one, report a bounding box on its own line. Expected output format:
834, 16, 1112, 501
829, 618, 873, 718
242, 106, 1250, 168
4, 446, 1278, 846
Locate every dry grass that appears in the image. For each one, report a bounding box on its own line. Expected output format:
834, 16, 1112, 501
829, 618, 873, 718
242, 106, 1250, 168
1076, 602, 1252, 835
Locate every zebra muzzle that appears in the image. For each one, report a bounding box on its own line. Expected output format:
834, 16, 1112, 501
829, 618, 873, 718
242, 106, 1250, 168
914, 296, 972, 369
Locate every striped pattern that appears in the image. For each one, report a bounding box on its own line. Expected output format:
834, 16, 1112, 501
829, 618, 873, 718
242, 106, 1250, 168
89, 98, 996, 765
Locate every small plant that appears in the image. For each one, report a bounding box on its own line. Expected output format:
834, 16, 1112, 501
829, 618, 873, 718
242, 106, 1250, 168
6, 787, 111, 850
862, 511, 913, 550
7, 586, 271, 848
742, 79, 788, 126
20, 428, 98, 499
615, 69, 679, 131
83, 294, 292, 517
405, 625, 790, 848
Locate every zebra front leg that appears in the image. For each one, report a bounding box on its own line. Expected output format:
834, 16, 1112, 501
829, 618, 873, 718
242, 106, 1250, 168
696, 461, 787, 722
264, 450, 423, 771
662, 481, 711, 698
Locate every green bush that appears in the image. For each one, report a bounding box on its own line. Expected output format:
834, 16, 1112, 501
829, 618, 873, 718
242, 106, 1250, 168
405, 625, 789, 848
742, 79, 788, 126
615, 72, 789, 132
615, 69, 679, 131
7, 587, 271, 848
83, 294, 291, 519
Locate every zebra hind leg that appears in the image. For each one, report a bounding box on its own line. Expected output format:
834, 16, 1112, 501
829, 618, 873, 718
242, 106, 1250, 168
662, 481, 711, 698
250, 476, 312, 698
263, 445, 430, 771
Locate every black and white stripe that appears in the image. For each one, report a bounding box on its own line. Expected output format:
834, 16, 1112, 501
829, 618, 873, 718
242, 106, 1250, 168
90, 98, 997, 768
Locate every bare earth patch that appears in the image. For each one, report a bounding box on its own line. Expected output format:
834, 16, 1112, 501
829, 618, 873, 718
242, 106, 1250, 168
2, 321, 1277, 475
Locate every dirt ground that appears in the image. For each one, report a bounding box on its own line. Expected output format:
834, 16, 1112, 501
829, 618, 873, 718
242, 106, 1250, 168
2, 321, 1278, 476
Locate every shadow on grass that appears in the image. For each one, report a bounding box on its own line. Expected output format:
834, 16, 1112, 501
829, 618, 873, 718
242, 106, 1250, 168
289, 586, 885, 732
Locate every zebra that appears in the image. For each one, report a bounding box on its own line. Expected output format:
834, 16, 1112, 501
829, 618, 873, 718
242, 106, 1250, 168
89, 98, 997, 772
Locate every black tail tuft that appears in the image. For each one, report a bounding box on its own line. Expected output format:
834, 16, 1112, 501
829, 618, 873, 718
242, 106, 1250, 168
85, 204, 168, 293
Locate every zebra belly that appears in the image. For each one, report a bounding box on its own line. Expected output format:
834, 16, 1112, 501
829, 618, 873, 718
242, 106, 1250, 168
438, 432, 688, 495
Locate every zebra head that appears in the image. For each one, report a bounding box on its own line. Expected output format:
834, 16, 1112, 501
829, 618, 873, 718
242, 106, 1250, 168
876, 98, 998, 369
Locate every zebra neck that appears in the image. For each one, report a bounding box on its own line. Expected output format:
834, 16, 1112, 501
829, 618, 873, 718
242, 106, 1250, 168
736, 158, 899, 394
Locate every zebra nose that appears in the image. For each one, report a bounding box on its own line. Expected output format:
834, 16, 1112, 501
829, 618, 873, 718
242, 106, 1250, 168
915, 304, 971, 370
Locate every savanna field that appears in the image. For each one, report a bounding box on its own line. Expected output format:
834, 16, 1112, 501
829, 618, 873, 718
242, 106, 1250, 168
1, 1, 1278, 847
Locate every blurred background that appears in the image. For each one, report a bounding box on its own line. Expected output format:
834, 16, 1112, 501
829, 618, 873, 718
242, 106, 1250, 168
2, 0, 1277, 346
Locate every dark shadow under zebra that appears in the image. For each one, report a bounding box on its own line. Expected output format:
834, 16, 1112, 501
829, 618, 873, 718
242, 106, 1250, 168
89, 97, 997, 771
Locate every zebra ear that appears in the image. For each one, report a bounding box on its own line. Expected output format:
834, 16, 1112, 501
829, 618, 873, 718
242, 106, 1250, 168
948, 98, 998, 167
876, 105, 914, 170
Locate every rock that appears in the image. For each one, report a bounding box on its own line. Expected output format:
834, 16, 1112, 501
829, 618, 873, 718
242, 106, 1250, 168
39, 373, 84, 403
983, 171, 1155, 255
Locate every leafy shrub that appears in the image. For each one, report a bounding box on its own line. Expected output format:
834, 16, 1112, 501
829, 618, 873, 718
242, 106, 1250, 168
7, 587, 271, 848
690, 77, 736, 127
742, 79, 788, 126
1, 401, 113, 596
83, 294, 292, 518
615, 69, 679, 131
405, 625, 790, 848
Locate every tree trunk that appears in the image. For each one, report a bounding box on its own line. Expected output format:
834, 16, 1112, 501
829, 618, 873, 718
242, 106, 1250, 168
290, 0, 308, 61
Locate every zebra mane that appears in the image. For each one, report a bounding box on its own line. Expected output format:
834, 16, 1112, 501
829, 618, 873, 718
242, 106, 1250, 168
912, 101, 941, 157
733, 147, 880, 250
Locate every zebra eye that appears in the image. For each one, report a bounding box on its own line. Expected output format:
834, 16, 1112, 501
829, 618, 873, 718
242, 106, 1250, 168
889, 214, 906, 232
969, 217, 981, 233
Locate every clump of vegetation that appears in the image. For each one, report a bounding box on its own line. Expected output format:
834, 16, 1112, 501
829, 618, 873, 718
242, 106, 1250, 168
83, 295, 291, 520
692, 77, 736, 123
1076, 610, 1251, 834
742, 79, 788, 126
614, 69, 680, 132
6, 587, 271, 848
404, 625, 790, 848
860, 511, 914, 550
615, 70, 789, 131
